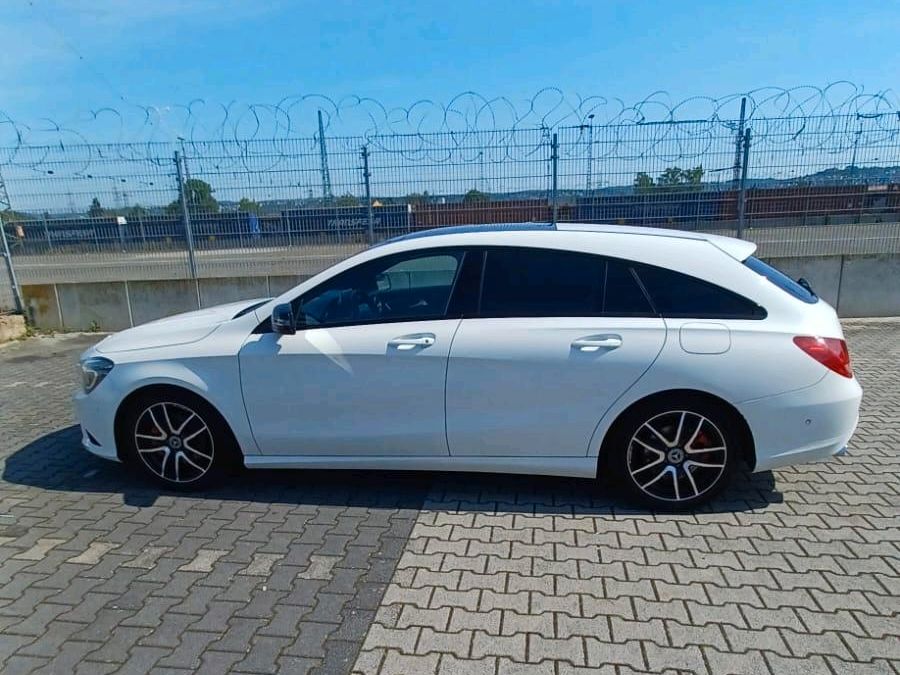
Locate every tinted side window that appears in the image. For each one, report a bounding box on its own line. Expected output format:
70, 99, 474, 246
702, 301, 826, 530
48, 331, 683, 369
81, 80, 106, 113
295, 250, 463, 327
744, 256, 818, 304
480, 248, 603, 317
633, 263, 766, 319
446, 249, 483, 317
604, 260, 655, 316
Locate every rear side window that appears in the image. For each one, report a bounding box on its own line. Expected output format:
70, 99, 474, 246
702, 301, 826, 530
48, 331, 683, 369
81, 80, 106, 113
744, 256, 818, 304
604, 260, 655, 316
633, 263, 766, 319
480, 248, 603, 317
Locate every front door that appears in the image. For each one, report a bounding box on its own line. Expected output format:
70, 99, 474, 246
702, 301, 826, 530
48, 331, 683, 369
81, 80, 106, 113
239, 248, 467, 456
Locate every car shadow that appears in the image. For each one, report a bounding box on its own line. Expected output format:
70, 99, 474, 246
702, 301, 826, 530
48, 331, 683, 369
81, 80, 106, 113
2, 425, 783, 515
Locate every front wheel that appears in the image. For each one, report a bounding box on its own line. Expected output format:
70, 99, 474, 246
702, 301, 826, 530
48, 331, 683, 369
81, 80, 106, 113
603, 395, 741, 510
119, 389, 238, 489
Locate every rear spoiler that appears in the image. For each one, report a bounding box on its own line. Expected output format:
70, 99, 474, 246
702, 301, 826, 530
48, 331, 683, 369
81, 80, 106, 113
706, 235, 757, 261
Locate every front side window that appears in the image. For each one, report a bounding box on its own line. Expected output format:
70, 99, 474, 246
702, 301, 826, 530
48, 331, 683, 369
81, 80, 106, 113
295, 250, 463, 328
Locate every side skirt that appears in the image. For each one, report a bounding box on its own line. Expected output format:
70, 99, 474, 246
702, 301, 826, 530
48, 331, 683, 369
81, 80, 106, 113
243, 455, 598, 478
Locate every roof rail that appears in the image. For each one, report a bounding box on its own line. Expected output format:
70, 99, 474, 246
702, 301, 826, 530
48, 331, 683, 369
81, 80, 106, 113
381, 222, 556, 245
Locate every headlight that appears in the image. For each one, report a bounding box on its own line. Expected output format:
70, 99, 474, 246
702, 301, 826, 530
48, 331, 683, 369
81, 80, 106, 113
80, 357, 114, 393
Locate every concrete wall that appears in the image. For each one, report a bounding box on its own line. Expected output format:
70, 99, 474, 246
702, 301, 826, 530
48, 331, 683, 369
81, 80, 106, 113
56, 282, 131, 331
21, 274, 310, 331
199, 277, 268, 308
765, 256, 843, 308
129, 280, 198, 325
838, 255, 900, 318
19, 256, 900, 331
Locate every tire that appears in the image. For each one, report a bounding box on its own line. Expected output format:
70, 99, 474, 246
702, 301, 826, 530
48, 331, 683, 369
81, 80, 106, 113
602, 393, 740, 511
118, 388, 239, 490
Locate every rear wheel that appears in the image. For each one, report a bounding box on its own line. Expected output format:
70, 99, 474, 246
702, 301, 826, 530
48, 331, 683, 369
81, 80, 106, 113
119, 389, 238, 489
604, 394, 740, 510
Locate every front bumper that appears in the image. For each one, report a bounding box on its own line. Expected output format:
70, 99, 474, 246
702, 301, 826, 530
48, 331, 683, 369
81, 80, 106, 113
737, 372, 862, 473
74, 387, 120, 462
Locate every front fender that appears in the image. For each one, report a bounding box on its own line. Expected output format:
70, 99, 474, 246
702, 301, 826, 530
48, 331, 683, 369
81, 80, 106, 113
110, 357, 260, 457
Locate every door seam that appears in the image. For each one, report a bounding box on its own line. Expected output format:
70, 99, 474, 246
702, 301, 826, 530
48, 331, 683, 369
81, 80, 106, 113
585, 317, 669, 460
443, 317, 465, 456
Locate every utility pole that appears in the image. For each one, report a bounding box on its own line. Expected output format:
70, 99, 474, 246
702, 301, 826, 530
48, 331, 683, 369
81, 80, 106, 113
317, 110, 333, 202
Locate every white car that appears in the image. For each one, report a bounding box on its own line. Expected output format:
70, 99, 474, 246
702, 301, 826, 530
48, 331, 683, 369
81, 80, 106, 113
75, 223, 862, 509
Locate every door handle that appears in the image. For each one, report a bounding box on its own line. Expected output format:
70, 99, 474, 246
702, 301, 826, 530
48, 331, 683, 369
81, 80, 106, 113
572, 334, 623, 352
388, 334, 436, 350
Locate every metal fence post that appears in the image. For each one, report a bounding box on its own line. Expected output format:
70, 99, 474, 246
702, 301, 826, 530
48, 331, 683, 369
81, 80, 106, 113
42, 213, 52, 251
174, 151, 198, 279
550, 132, 559, 225
732, 97, 747, 185
0, 214, 24, 313
737, 128, 752, 239
362, 145, 374, 244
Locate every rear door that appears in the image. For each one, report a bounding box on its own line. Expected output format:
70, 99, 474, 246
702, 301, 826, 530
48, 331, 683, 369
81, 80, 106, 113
446, 247, 666, 457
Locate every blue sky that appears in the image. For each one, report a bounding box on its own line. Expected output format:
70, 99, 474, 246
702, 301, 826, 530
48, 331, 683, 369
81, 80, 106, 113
1, 0, 898, 144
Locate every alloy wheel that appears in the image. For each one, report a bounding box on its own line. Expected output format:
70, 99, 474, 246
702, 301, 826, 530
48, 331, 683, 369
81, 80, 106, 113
626, 410, 727, 503
133, 401, 215, 484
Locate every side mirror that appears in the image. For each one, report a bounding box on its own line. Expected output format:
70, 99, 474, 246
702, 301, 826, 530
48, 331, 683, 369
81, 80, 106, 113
271, 303, 295, 335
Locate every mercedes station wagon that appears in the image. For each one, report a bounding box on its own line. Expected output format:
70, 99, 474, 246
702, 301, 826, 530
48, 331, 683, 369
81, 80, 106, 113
75, 223, 862, 509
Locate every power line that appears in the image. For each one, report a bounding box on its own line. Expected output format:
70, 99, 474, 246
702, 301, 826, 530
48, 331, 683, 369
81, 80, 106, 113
26, 0, 129, 105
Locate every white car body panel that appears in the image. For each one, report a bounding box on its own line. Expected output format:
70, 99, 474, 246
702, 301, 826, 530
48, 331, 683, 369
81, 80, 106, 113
238, 319, 461, 456
96, 299, 266, 353
76, 313, 264, 460
446, 316, 665, 456
73, 224, 862, 486
243, 454, 598, 477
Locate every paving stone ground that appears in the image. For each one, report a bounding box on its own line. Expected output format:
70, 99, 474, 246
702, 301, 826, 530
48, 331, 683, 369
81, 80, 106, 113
0, 322, 897, 674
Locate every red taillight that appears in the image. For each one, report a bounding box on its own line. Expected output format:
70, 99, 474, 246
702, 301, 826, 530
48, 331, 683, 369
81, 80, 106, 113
793, 336, 853, 378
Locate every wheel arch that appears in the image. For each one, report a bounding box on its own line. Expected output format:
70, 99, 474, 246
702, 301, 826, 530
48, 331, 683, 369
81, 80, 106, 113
113, 383, 240, 463
596, 388, 757, 474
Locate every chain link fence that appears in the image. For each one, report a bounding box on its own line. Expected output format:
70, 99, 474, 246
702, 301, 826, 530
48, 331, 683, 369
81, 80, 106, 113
2, 110, 900, 311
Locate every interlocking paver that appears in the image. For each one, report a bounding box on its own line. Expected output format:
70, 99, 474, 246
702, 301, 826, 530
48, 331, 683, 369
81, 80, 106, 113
0, 334, 429, 674
2, 323, 900, 674
348, 319, 900, 673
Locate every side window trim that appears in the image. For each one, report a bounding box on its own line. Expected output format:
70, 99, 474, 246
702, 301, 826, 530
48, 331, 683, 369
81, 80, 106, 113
477, 248, 487, 316
445, 248, 485, 319
625, 264, 659, 316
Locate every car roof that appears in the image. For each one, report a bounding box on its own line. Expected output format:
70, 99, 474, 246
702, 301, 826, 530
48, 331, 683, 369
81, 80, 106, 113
384, 222, 757, 261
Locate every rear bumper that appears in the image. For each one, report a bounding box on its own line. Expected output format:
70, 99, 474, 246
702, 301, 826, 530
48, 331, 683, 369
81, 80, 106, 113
737, 373, 862, 473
